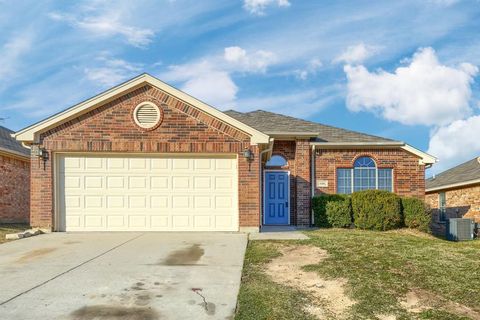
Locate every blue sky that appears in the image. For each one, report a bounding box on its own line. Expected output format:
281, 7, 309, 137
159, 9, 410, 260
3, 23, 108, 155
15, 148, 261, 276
1, 0, 480, 174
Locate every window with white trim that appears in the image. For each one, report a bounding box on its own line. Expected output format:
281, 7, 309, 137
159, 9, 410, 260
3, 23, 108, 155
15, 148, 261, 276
439, 192, 447, 222
337, 156, 393, 194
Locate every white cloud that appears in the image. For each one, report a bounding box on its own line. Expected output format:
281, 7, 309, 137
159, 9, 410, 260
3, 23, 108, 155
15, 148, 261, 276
160, 46, 277, 108
243, 0, 290, 15
49, 11, 154, 47
161, 61, 238, 108
427, 115, 480, 172
294, 58, 322, 80
0, 34, 32, 82
84, 55, 142, 87
224, 46, 276, 73
334, 43, 379, 64
344, 47, 478, 126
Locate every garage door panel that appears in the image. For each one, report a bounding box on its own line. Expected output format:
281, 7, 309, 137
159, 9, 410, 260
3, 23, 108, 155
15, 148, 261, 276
58, 154, 238, 231
129, 176, 147, 189
107, 176, 125, 188
150, 216, 169, 228
151, 158, 169, 169
128, 216, 147, 228
107, 215, 125, 228
84, 215, 103, 228
85, 176, 103, 189
107, 158, 126, 170
85, 195, 103, 208
128, 158, 147, 170
151, 176, 169, 189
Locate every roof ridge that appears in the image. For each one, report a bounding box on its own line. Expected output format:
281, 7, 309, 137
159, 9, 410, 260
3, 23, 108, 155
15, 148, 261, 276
245, 109, 397, 142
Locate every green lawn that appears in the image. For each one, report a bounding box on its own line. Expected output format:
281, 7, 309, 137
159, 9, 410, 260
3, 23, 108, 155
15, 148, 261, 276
0, 224, 29, 244
235, 229, 480, 320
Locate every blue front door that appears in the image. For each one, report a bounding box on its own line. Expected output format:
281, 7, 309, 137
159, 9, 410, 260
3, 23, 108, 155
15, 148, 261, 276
264, 171, 289, 225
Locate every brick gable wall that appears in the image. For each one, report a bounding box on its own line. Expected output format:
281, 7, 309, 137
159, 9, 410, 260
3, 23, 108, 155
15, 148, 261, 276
314, 148, 425, 198
0, 154, 30, 223
30, 85, 260, 229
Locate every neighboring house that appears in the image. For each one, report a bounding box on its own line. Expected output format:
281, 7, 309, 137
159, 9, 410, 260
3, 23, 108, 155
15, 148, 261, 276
426, 157, 480, 233
13, 74, 436, 232
0, 125, 30, 223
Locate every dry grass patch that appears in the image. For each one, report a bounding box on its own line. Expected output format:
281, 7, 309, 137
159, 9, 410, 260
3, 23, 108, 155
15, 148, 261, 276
265, 245, 354, 319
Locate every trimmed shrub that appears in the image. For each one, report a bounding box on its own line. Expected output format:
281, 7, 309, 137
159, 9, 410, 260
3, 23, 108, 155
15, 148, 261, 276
325, 197, 352, 228
312, 194, 351, 227
351, 190, 402, 231
401, 197, 431, 233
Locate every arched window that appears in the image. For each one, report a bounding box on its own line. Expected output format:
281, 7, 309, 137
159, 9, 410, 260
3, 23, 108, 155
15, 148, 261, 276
265, 155, 288, 167
337, 156, 393, 194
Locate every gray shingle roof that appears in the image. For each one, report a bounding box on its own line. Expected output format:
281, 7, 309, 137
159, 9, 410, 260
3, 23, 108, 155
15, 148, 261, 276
426, 157, 480, 190
0, 126, 30, 157
224, 110, 398, 143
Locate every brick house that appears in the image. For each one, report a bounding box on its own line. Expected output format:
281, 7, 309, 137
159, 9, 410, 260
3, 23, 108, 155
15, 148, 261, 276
0, 126, 30, 223
14, 74, 436, 232
426, 157, 480, 233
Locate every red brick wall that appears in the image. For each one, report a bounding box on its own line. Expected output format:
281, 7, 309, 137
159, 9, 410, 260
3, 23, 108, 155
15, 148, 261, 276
426, 185, 480, 222
0, 154, 30, 223
30, 84, 260, 230
314, 148, 425, 198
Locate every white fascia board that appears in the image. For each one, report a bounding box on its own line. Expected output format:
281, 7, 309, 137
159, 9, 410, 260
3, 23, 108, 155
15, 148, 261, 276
14, 74, 270, 145
426, 179, 480, 193
311, 141, 437, 165
401, 144, 437, 165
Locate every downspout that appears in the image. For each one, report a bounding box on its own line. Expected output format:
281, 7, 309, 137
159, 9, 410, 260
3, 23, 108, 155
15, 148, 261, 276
311, 144, 315, 226
258, 138, 274, 231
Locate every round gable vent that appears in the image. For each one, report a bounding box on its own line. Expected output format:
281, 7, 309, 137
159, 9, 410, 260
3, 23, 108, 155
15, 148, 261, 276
133, 102, 162, 129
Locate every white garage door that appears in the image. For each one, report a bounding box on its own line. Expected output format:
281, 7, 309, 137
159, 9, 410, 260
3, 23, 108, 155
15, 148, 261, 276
57, 154, 238, 231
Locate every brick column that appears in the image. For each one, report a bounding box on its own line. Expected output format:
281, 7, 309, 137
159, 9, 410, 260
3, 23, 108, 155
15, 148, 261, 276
30, 149, 54, 229
238, 145, 261, 231
295, 140, 311, 227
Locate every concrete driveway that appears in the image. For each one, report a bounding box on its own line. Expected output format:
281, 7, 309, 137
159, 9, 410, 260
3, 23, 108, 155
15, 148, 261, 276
0, 232, 247, 320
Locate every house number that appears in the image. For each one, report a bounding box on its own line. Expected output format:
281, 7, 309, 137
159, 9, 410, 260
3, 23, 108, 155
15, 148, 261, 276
316, 180, 328, 187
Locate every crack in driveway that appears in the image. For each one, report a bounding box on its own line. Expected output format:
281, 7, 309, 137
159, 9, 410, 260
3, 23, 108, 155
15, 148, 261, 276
0, 233, 144, 306
192, 288, 216, 316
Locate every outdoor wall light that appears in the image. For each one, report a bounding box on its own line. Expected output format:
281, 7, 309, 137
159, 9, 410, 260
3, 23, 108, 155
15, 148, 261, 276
34, 146, 49, 161
243, 148, 254, 162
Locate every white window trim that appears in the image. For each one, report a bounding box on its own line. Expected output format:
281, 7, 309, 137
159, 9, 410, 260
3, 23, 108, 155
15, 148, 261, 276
337, 166, 394, 194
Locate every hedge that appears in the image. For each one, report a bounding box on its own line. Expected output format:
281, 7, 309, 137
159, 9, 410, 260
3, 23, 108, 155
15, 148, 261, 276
325, 198, 353, 228
312, 194, 351, 227
401, 197, 431, 233
351, 190, 402, 231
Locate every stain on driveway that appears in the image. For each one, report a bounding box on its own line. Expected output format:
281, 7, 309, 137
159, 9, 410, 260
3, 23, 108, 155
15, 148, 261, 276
161, 244, 204, 266
15, 248, 57, 264
70, 305, 160, 320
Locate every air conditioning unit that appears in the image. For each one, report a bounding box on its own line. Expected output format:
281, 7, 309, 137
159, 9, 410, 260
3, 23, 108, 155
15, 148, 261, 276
446, 218, 475, 241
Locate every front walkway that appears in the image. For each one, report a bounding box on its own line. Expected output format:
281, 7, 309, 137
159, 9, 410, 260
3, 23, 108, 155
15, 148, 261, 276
249, 225, 311, 240
0, 232, 247, 320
